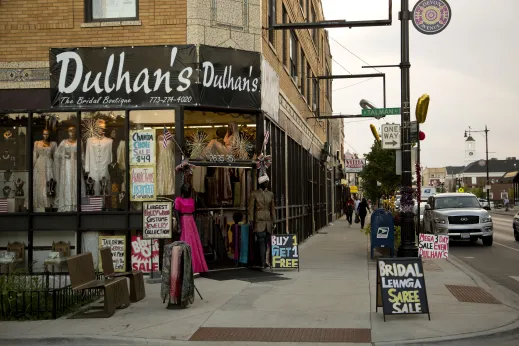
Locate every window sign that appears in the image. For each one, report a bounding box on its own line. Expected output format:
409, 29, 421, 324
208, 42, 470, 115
130, 129, 156, 166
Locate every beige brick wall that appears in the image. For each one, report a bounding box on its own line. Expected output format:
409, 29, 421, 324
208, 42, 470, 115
0, 0, 187, 62
261, 0, 335, 146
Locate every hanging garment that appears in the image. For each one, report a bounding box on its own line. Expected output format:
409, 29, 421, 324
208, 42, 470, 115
239, 224, 250, 264
205, 176, 218, 206
192, 166, 206, 193
248, 188, 276, 233
85, 136, 112, 196
33, 141, 57, 211
54, 139, 84, 212
116, 140, 126, 192
157, 135, 175, 196
161, 241, 195, 308
175, 197, 208, 273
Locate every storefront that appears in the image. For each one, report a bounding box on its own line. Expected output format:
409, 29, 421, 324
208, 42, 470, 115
0, 44, 266, 272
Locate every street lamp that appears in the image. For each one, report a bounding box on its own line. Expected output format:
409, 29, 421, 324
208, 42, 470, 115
464, 126, 490, 208
360, 99, 377, 110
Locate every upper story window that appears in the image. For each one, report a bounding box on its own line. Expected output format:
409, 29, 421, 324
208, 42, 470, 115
85, 0, 138, 22
300, 51, 306, 96
268, 0, 276, 44
289, 31, 298, 79
282, 6, 288, 67
311, 6, 318, 46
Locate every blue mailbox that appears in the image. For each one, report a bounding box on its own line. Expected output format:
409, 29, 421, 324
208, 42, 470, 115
370, 209, 395, 259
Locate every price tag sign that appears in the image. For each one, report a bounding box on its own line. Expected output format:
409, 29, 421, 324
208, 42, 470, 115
130, 129, 156, 165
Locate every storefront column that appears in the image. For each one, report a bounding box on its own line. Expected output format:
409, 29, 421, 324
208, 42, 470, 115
174, 107, 184, 196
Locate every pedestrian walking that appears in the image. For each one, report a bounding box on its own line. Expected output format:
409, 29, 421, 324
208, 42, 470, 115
345, 197, 354, 227
504, 197, 510, 211
357, 198, 371, 229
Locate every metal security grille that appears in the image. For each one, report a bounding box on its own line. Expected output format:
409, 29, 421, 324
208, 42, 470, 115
265, 120, 286, 235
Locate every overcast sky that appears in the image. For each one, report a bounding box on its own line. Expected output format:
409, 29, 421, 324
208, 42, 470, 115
322, 0, 518, 168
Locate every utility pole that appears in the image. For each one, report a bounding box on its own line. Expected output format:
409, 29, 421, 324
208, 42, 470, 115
397, 0, 418, 257
485, 125, 490, 208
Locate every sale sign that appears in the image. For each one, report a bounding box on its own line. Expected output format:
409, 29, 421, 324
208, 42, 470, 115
418, 233, 449, 259
130, 129, 156, 165
131, 235, 159, 273
142, 202, 172, 239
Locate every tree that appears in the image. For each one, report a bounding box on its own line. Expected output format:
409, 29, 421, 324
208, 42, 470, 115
359, 140, 400, 201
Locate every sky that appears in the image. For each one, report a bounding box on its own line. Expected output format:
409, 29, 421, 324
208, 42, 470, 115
321, 0, 519, 168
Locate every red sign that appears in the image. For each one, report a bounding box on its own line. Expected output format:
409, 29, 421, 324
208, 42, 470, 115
131, 235, 159, 273
345, 159, 365, 173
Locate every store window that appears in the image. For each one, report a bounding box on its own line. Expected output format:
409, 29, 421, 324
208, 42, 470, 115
0, 113, 28, 213
85, 0, 138, 22
80, 111, 126, 212
129, 110, 175, 212
32, 113, 78, 212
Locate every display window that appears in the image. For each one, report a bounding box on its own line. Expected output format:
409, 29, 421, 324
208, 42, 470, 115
129, 110, 175, 212
31, 113, 78, 212
80, 111, 126, 211
0, 113, 28, 213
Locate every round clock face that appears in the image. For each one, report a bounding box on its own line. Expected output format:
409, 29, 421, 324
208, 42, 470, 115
469, 152, 474, 156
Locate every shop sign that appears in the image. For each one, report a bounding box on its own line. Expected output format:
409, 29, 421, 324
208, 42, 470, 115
198, 45, 261, 110
271, 234, 299, 270
350, 185, 359, 194
376, 258, 430, 320
98, 235, 126, 272
130, 166, 156, 201
130, 129, 156, 166
50, 44, 262, 110
261, 58, 280, 123
131, 235, 159, 273
412, 0, 452, 35
142, 201, 172, 239
345, 158, 365, 173
418, 234, 449, 259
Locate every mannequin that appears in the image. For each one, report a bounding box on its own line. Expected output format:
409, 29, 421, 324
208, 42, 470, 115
55, 126, 82, 211
3, 184, 11, 198
33, 129, 57, 211
110, 128, 126, 192
14, 178, 24, 197
85, 120, 112, 196
247, 174, 276, 268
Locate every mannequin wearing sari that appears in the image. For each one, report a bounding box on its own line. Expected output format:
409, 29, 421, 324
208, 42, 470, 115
157, 134, 175, 196
33, 129, 57, 211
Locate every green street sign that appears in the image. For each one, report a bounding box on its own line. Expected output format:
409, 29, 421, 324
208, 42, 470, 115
361, 108, 401, 117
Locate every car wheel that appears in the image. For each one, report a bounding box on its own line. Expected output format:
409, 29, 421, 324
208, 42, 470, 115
483, 236, 493, 246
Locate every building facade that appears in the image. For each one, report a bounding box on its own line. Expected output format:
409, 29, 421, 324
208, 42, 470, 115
0, 0, 343, 272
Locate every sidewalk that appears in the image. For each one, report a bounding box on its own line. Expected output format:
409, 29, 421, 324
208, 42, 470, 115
1, 219, 519, 345
490, 207, 516, 217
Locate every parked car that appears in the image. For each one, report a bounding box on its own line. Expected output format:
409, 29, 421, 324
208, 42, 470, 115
423, 193, 493, 246
478, 198, 491, 210
514, 212, 519, 241
414, 204, 425, 233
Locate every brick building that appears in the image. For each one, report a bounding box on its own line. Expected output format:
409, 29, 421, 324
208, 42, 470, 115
0, 0, 343, 272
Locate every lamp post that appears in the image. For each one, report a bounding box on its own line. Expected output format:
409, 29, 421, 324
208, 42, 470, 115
464, 126, 490, 208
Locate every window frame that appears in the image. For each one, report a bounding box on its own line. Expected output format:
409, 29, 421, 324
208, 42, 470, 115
300, 51, 306, 97
282, 5, 288, 67
84, 0, 139, 23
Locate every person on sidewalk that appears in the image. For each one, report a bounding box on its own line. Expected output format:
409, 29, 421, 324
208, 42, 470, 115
174, 183, 208, 274
345, 197, 355, 226
357, 198, 371, 229
504, 197, 510, 211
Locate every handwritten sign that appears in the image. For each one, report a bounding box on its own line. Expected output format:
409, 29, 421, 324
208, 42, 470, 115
98, 235, 126, 272
143, 202, 172, 239
271, 234, 299, 270
377, 258, 430, 320
130, 129, 156, 165
130, 166, 156, 201
419, 234, 449, 259
131, 235, 159, 273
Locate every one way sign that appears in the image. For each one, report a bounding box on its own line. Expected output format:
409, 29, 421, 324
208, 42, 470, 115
381, 124, 401, 149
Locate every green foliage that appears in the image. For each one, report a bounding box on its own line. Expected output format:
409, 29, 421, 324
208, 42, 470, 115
468, 187, 483, 198
359, 140, 400, 201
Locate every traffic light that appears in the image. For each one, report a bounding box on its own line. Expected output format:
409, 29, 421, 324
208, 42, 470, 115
416, 94, 430, 124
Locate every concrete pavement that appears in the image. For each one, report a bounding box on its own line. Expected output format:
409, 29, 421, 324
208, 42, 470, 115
2, 218, 519, 345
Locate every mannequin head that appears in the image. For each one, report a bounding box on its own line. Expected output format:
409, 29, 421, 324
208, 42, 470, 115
42, 129, 50, 142
258, 174, 269, 190
109, 128, 117, 140
67, 126, 77, 141
96, 119, 106, 137
180, 183, 192, 199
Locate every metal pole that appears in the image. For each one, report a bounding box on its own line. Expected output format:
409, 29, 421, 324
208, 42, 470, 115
485, 125, 490, 208
397, 0, 418, 257
416, 122, 420, 235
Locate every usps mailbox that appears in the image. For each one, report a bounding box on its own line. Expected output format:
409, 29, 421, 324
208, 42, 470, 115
370, 209, 395, 259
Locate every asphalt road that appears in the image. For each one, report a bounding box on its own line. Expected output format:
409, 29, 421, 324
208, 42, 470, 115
449, 213, 519, 295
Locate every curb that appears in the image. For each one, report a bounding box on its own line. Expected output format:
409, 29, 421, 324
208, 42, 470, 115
0, 335, 175, 345
374, 253, 519, 345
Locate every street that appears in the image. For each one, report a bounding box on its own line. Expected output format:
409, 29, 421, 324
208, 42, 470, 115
449, 213, 519, 295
